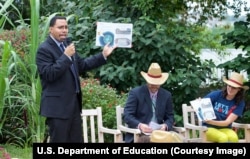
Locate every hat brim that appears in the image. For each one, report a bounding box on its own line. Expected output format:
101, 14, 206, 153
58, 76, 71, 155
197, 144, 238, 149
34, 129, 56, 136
141, 71, 169, 85
150, 130, 173, 143
223, 77, 249, 90
150, 130, 183, 143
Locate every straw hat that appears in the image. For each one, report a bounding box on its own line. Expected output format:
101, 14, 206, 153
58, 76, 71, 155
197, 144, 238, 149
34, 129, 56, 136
141, 63, 169, 85
223, 72, 249, 90
150, 130, 183, 143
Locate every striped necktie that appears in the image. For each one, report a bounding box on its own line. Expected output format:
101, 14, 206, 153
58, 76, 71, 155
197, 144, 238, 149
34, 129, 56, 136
59, 43, 79, 93
151, 94, 157, 122
59, 43, 65, 53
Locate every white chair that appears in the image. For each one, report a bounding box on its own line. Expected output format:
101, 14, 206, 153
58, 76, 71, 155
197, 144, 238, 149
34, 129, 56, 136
182, 103, 250, 143
81, 107, 122, 143
116, 105, 141, 142
182, 103, 208, 142
116, 105, 186, 142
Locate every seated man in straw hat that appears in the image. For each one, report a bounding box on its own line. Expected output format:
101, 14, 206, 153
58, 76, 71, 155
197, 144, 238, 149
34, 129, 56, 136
203, 72, 249, 142
124, 63, 174, 143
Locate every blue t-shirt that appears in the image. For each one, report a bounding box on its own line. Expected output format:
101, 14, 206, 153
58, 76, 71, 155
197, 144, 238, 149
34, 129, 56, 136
203, 90, 245, 128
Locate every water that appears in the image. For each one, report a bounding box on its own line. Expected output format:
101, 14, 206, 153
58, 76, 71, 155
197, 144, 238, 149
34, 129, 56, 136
200, 48, 248, 82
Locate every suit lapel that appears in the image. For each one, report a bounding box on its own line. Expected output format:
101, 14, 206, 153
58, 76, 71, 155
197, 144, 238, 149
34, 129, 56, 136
142, 85, 153, 112
47, 36, 80, 90
47, 36, 63, 57
156, 88, 162, 109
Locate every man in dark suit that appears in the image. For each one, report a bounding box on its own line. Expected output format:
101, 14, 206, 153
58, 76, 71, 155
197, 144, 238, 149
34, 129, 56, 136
36, 15, 116, 142
124, 63, 174, 143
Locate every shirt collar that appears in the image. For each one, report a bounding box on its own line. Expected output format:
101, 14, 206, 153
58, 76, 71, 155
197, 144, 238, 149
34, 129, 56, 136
50, 34, 63, 47
149, 90, 158, 99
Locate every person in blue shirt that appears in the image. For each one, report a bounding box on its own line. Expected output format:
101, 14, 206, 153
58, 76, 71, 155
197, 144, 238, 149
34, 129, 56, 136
203, 72, 249, 142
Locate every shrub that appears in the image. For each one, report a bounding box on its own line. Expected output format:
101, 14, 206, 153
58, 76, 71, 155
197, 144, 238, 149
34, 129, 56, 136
0, 146, 11, 159
0, 29, 31, 58
80, 77, 127, 142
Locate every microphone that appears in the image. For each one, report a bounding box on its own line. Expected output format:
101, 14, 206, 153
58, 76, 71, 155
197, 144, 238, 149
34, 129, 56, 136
65, 37, 72, 46
64, 37, 75, 61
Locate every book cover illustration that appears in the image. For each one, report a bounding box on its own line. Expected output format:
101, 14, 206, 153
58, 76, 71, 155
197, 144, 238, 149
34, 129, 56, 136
96, 22, 133, 48
190, 98, 216, 121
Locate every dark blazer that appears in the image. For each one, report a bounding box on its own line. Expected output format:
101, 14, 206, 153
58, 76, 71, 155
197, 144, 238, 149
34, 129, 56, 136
124, 84, 174, 143
36, 36, 106, 119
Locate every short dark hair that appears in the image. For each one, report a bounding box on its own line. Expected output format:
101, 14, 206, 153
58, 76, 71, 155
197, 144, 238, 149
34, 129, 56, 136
49, 16, 66, 27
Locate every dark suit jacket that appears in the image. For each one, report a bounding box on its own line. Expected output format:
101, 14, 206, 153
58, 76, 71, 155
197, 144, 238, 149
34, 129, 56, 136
124, 84, 174, 143
36, 36, 106, 119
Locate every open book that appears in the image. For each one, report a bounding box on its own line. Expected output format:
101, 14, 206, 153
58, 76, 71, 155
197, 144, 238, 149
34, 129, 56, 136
190, 98, 216, 121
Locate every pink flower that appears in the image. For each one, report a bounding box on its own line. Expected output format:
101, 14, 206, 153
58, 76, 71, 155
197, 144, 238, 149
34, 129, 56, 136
0, 147, 11, 159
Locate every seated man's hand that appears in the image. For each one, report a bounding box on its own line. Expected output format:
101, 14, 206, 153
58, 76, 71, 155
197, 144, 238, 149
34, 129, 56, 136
160, 124, 168, 131
139, 123, 153, 133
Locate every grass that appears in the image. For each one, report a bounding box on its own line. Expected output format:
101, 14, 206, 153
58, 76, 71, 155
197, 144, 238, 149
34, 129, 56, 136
0, 144, 32, 159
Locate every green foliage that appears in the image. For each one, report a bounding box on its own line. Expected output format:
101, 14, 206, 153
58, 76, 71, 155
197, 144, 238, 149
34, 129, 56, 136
0, 146, 11, 159
219, 16, 250, 74
0, 0, 28, 29
0, 29, 31, 58
0, 40, 12, 133
189, 25, 232, 54
241, 110, 250, 122
0, 144, 32, 159
0, 41, 41, 147
218, 14, 250, 124
0, 0, 45, 148
80, 78, 127, 142
81, 78, 127, 126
